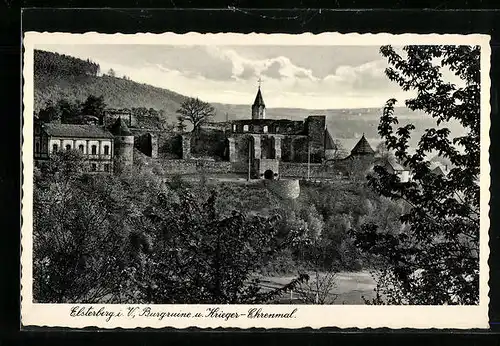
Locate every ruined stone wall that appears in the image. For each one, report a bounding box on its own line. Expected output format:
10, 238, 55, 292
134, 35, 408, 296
234, 135, 253, 162
190, 129, 227, 159
264, 179, 300, 199
134, 133, 159, 158
291, 137, 309, 163
281, 136, 293, 162
280, 162, 344, 179
260, 136, 275, 159
161, 159, 232, 175
181, 134, 191, 160
157, 132, 182, 159
231, 161, 250, 173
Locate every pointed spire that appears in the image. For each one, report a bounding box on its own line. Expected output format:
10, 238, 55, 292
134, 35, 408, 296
253, 87, 265, 107
351, 134, 375, 155
110, 116, 132, 136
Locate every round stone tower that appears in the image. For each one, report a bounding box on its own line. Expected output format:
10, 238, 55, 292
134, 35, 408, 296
110, 117, 134, 172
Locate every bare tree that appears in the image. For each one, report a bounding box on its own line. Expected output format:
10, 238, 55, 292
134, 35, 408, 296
296, 237, 339, 304
331, 139, 349, 160
176, 115, 187, 133
176, 97, 215, 133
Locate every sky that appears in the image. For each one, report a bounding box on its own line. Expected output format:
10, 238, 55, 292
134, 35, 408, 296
35, 44, 458, 109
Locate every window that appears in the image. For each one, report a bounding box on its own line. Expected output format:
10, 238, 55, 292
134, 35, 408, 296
275, 126, 280, 133
263, 125, 268, 133
91, 163, 97, 172
52, 144, 58, 154
91, 145, 97, 155
104, 163, 110, 172
243, 125, 249, 132
104, 145, 110, 155
35, 142, 39, 153
78, 144, 85, 152
65, 144, 71, 151
232, 124, 237, 132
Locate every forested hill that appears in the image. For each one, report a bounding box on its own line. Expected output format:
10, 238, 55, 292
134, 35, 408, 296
34, 50, 189, 122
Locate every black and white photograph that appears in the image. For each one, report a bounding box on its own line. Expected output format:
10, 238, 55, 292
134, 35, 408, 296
21, 32, 491, 329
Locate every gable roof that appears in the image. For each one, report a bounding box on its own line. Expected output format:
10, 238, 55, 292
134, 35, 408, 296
386, 159, 406, 171
43, 123, 114, 139
431, 166, 446, 176
253, 87, 265, 107
351, 134, 375, 155
110, 117, 133, 136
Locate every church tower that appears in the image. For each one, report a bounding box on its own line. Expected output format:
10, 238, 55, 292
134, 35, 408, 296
251, 84, 266, 119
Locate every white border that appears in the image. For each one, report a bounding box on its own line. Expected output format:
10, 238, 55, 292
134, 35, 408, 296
21, 32, 491, 329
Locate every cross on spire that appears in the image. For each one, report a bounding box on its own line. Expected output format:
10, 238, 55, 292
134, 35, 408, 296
258, 76, 262, 89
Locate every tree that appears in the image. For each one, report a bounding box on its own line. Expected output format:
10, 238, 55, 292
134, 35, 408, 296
176, 115, 187, 133
354, 45, 480, 305
82, 95, 106, 120
329, 139, 349, 160
33, 151, 126, 303
107, 68, 116, 77
375, 142, 395, 162
57, 99, 82, 124
38, 101, 62, 123
176, 97, 215, 133
131, 186, 309, 304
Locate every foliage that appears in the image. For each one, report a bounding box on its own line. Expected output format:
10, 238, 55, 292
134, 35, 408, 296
82, 94, 106, 119
127, 186, 309, 304
190, 129, 227, 159
355, 45, 481, 305
33, 151, 126, 302
34, 49, 100, 77
37, 95, 106, 125
34, 50, 188, 118
37, 100, 62, 123
375, 142, 395, 162
176, 97, 215, 133
33, 155, 312, 304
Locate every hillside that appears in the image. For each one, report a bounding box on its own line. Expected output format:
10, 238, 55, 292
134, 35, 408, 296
34, 49, 466, 150
34, 73, 188, 123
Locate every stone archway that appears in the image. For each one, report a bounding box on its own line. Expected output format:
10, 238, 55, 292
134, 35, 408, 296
264, 169, 274, 180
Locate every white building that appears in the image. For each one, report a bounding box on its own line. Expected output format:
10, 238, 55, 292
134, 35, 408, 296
34, 121, 115, 173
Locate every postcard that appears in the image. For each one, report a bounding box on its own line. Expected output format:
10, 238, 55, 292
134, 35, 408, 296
21, 31, 491, 329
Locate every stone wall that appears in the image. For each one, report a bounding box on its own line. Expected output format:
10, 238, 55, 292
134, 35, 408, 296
162, 159, 233, 175
280, 162, 344, 179
158, 132, 182, 159
264, 179, 301, 199
231, 161, 250, 173
134, 132, 159, 158
181, 134, 191, 159
305, 116, 326, 163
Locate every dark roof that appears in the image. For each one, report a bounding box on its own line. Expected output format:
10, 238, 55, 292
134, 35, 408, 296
43, 123, 114, 139
253, 87, 265, 107
431, 166, 446, 176
110, 117, 133, 136
324, 129, 337, 150
351, 134, 375, 155
386, 159, 406, 171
